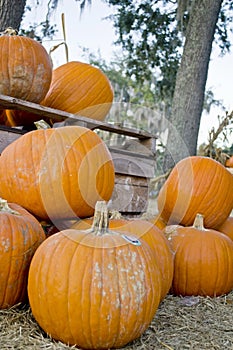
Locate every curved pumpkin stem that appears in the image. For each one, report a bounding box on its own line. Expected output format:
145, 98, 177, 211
92, 201, 109, 234
0, 198, 20, 215
193, 213, 205, 230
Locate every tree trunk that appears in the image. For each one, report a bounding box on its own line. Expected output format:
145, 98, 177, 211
163, 0, 223, 171
0, 0, 26, 32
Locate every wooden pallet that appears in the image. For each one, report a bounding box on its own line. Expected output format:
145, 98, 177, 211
0, 94, 157, 216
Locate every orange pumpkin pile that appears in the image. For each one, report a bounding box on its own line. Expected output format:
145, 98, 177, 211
1, 31, 233, 348
153, 155, 233, 298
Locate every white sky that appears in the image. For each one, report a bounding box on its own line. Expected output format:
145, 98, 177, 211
23, 0, 233, 146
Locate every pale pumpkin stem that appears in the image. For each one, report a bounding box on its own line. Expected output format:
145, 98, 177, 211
109, 209, 122, 220
0, 198, 20, 215
34, 119, 51, 129
92, 201, 109, 234
2, 27, 18, 36
193, 213, 205, 230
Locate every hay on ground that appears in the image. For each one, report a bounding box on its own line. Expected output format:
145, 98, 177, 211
1, 292, 233, 350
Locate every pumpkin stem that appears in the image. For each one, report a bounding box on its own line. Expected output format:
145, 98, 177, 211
2, 27, 18, 36
0, 198, 20, 215
34, 119, 51, 129
193, 213, 205, 230
92, 201, 109, 235
109, 209, 122, 220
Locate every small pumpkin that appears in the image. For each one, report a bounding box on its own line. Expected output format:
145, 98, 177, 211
0, 198, 45, 308
0, 125, 115, 222
73, 210, 174, 301
0, 28, 52, 103
157, 156, 233, 229
217, 216, 233, 241
28, 201, 162, 349
41, 61, 114, 123
226, 155, 233, 168
168, 213, 233, 297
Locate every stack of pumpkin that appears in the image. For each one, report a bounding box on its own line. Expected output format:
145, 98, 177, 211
0, 31, 172, 349
156, 155, 233, 297
1, 30, 233, 350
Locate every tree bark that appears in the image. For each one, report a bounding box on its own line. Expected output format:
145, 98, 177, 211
0, 0, 26, 32
163, 0, 223, 171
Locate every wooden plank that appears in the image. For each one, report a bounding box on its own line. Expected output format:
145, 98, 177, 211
0, 94, 156, 141
109, 177, 149, 213
114, 174, 149, 186
0, 128, 24, 153
110, 148, 156, 178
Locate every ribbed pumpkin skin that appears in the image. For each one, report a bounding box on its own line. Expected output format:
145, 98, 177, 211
0, 202, 45, 308
28, 229, 161, 349
149, 214, 167, 230
0, 126, 115, 221
41, 61, 114, 121
0, 35, 52, 102
217, 217, 233, 241
73, 217, 173, 301
169, 222, 233, 297
157, 156, 233, 229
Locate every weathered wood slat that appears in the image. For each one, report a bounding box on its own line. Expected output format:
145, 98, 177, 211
0, 128, 24, 153
109, 147, 156, 178
109, 175, 149, 214
0, 94, 156, 140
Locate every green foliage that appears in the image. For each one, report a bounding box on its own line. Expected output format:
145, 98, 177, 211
105, 0, 233, 104
106, 0, 182, 103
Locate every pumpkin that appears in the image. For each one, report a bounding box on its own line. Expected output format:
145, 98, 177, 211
157, 156, 233, 229
0, 125, 115, 222
0, 110, 12, 126
72, 211, 174, 301
28, 201, 162, 349
0, 28, 52, 102
148, 214, 167, 230
41, 61, 114, 123
217, 216, 233, 241
167, 213, 233, 297
0, 198, 45, 308
226, 155, 233, 168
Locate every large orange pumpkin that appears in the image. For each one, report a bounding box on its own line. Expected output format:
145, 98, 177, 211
168, 213, 233, 297
72, 212, 174, 301
0, 126, 115, 222
41, 61, 114, 122
0, 198, 45, 308
157, 156, 233, 229
0, 28, 52, 102
28, 201, 162, 349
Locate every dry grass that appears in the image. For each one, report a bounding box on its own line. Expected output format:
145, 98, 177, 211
1, 292, 233, 350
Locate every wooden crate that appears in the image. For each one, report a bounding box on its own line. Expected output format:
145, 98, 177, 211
0, 94, 157, 216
